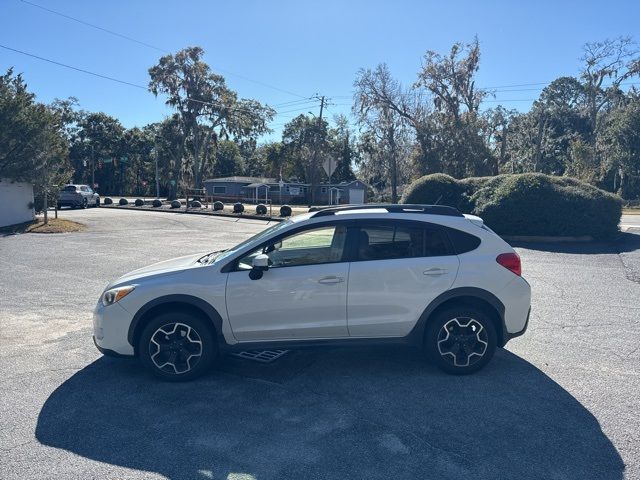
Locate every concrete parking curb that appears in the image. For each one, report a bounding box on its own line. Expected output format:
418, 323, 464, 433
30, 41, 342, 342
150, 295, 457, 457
101, 205, 284, 222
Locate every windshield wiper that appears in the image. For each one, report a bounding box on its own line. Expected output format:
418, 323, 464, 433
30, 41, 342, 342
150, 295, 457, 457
197, 249, 227, 265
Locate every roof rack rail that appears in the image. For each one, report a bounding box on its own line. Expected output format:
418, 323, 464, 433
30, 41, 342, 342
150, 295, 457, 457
311, 204, 464, 218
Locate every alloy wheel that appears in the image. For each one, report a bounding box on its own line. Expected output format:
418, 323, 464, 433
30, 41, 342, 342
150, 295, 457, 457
437, 317, 488, 367
149, 322, 203, 374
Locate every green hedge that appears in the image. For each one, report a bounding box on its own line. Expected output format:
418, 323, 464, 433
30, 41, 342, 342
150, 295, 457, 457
401, 173, 622, 239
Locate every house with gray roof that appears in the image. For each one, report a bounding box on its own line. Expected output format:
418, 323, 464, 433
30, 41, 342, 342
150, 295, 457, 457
203, 176, 367, 205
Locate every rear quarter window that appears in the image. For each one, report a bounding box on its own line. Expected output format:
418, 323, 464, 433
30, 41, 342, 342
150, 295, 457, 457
445, 227, 481, 254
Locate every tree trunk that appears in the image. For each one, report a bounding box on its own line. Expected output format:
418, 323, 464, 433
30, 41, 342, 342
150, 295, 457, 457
533, 116, 546, 172
499, 125, 508, 174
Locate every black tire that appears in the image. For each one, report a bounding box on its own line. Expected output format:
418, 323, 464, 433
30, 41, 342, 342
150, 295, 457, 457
95, 198, 100, 207
139, 312, 217, 381
424, 307, 497, 375
82, 198, 88, 209
280, 205, 292, 217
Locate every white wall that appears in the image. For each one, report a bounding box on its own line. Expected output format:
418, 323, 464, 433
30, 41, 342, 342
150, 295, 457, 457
0, 179, 35, 228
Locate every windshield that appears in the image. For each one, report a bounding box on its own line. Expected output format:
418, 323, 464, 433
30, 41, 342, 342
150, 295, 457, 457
212, 220, 293, 264
62, 186, 77, 192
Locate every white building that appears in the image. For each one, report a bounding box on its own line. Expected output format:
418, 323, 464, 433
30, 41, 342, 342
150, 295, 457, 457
0, 179, 35, 228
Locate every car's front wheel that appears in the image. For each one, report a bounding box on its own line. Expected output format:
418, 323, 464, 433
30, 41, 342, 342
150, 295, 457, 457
424, 307, 497, 375
139, 312, 217, 381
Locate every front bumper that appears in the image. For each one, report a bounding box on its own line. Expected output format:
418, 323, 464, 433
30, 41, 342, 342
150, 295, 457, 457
93, 336, 133, 357
93, 301, 136, 356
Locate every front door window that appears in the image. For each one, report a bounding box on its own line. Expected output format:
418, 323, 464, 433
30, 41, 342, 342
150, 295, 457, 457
238, 225, 347, 270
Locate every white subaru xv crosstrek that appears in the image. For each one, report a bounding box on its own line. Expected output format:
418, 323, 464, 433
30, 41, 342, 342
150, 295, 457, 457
93, 204, 531, 381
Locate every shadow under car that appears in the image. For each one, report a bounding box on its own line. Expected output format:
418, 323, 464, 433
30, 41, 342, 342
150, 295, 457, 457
36, 347, 623, 480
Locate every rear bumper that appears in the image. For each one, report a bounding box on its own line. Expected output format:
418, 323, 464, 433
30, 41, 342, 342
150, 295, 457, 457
58, 198, 83, 206
504, 306, 530, 344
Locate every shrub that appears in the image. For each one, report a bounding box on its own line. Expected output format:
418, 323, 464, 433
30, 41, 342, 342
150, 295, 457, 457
472, 173, 621, 239
280, 205, 292, 217
152, 199, 162, 208
170, 200, 181, 209
134, 198, 144, 207
256, 204, 267, 215
400, 174, 465, 209
233, 202, 244, 213
213, 201, 224, 211
190, 200, 202, 208
401, 173, 622, 239
119, 198, 128, 206
103, 197, 113, 205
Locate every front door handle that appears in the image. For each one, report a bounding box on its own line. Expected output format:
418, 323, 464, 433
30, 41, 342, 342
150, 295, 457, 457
423, 268, 448, 276
318, 276, 344, 284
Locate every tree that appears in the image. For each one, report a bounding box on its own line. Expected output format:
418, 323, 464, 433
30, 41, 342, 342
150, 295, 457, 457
282, 114, 329, 203
328, 115, 357, 183
581, 37, 640, 144
0, 69, 71, 222
415, 38, 494, 177
0, 69, 67, 182
148, 47, 274, 189
599, 94, 640, 198
482, 106, 518, 172
214, 140, 244, 177
70, 112, 125, 194
149, 115, 185, 199
354, 64, 411, 202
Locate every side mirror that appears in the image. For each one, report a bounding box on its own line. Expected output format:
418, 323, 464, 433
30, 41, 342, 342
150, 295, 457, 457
249, 254, 269, 280
264, 241, 281, 254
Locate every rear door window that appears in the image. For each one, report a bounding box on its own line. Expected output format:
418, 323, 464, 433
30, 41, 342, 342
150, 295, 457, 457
354, 222, 450, 261
444, 227, 481, 254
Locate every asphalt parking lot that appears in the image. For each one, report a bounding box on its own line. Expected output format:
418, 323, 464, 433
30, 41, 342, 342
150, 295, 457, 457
1, 208, 639, 480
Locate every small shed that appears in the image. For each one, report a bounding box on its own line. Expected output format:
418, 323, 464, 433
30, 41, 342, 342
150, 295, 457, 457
0, 179, 35, 228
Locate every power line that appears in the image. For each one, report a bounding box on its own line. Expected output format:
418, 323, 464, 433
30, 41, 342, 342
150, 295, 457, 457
272, 98, 319, 108
18, 0, 308, 99
0, 44, 148, 90
19, 0, 165, 53
0, 44, 297, 118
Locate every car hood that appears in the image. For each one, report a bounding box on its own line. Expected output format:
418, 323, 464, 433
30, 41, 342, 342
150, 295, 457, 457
108, 252, 208, 288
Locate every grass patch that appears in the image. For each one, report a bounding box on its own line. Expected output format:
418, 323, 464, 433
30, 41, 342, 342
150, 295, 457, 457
13, 218, 86, 234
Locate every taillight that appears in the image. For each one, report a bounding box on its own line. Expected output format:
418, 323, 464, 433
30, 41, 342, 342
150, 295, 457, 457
496, 252, 521, 276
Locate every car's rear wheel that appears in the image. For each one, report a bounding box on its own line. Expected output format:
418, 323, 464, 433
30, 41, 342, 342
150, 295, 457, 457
424, 307, 497, 375
139, 312, 217, 381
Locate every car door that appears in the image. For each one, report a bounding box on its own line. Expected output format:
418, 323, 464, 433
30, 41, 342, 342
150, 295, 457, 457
346, 220, 460, 337
225, 223, 350, 341
86, 186, 96, 203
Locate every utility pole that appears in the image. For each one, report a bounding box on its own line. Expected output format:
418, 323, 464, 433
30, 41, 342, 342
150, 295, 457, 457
155, 151, 160, 199
310, 95, 325, 206
91, 144, 95, 189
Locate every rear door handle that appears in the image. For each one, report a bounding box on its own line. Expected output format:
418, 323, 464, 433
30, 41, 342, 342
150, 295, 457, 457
423, 268, 448, 276
318, 276, 344, 284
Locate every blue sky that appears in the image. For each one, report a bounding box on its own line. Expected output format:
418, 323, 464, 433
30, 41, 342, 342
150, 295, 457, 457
2, 0, 639, 141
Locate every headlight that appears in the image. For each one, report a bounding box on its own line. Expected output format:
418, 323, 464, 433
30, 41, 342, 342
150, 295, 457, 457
101, 286, 135, 306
